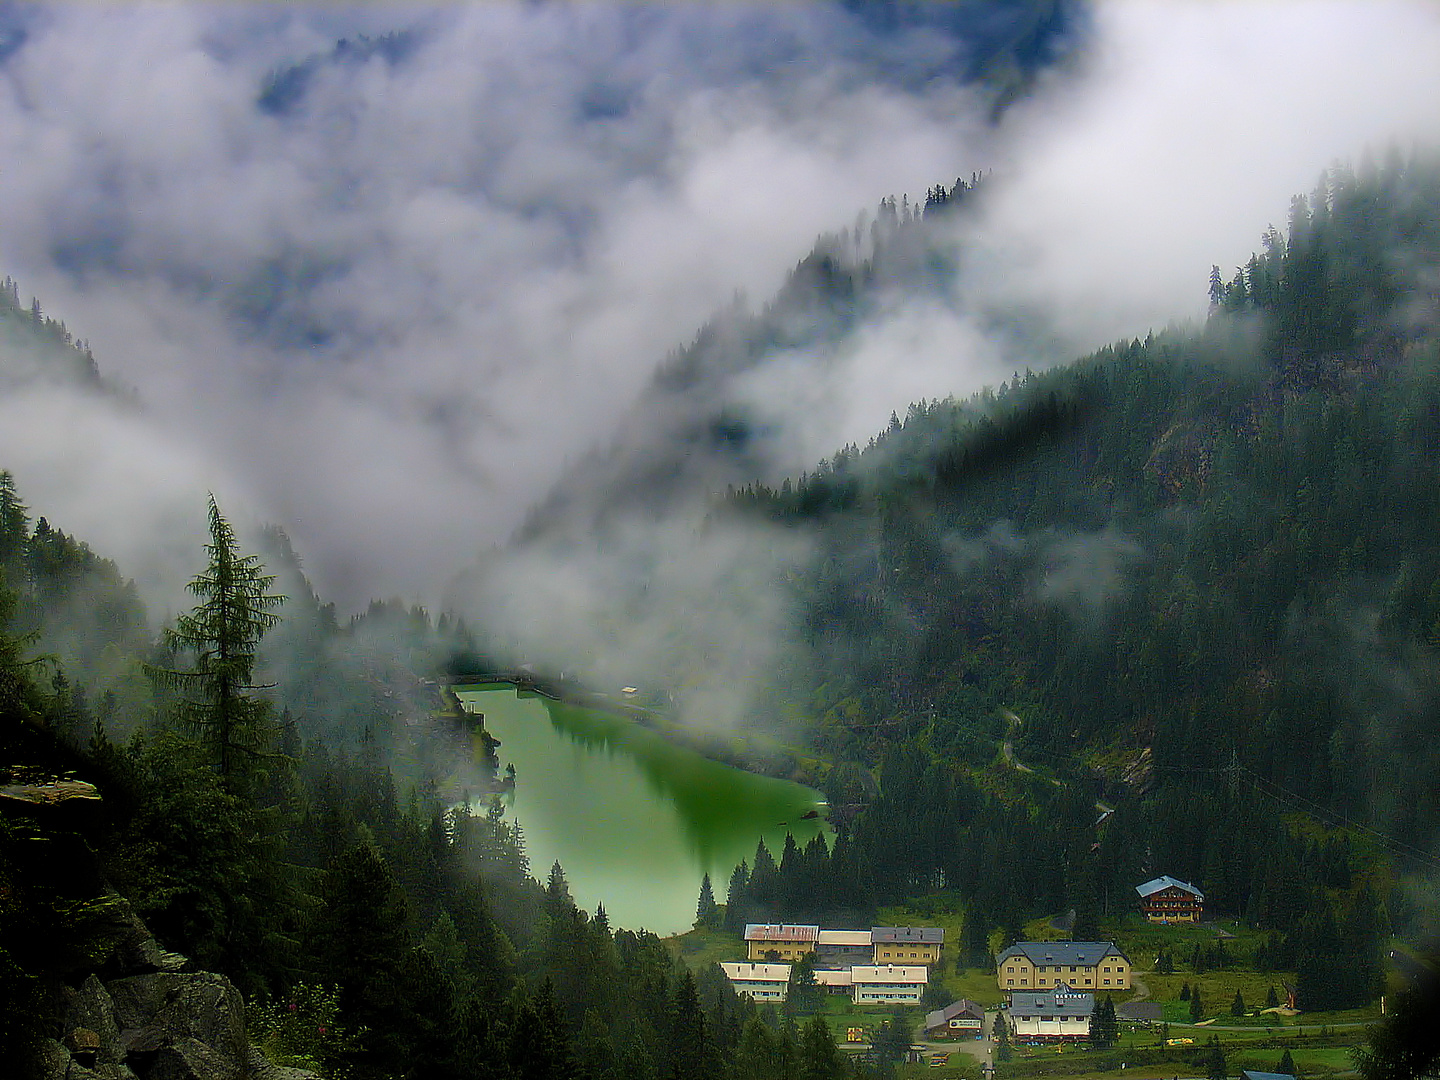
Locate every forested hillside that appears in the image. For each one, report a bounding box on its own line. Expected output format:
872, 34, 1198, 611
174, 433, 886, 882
715, 153, 1440, 1003
3, 152, 1439, 1078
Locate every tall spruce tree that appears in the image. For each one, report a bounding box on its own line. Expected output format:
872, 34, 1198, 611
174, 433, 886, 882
146, 496, 284, 793
799, 1014, 843, 1080
696, 872, 719, 928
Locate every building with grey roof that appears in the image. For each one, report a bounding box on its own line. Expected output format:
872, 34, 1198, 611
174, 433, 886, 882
1007, 983, 1094, 1040
995, 941, 1131, 992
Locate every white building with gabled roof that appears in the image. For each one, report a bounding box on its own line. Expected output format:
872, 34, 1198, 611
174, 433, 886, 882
850, 964, 928, 1004
720, 962, 791, 1002
1008, 983, 1093, 1040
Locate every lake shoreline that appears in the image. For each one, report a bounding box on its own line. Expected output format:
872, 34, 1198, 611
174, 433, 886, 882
442, 671, 828, 795
449, 684, 830, 934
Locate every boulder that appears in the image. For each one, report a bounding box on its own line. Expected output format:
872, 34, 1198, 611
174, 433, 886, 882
106, 972, 248, 1080
90, 895, 190, 979
62, 974, 125, 1069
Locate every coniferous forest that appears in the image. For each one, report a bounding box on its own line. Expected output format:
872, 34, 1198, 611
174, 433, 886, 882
2, 112, 1440, 1080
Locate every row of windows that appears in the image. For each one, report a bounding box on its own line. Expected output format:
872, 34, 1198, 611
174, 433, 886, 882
1006, 978, 1118, 986
1014, 1016, 1085, 1023
1003, 965, 1124, 974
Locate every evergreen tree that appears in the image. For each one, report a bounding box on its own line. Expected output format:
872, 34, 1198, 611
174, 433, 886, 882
1091, 995, 1118, 1048
696, 873, 719, 929
510, 979, 577, 1080
994, 1011, 1012, 1062
799, 1014, 843, 1080
724, 860, 750, 933
668, 968, 718, 1080
1190, 989, 1204, 1023
786, 952, 822, 1016
735, 1013, 786, 1080
1278, 1048, 1297, 1076
1232, 989, 1246, 1016
145, 496, 284, 794
873, 1017, 910, 1076
545, 860, 574, 921
305, 841, 413, 1077
0, 471, 27, 574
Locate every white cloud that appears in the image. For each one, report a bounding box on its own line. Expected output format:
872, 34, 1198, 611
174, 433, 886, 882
0, 0, 1435, 640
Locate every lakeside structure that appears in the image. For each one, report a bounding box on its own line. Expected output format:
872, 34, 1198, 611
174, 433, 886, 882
1007, 983, 1094, 1040
728, 923, 942, 1005
1135, 875, 1205, 922
996, 941, 1131, 991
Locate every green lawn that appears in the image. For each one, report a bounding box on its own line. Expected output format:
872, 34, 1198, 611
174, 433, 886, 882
666, 925, 739, 972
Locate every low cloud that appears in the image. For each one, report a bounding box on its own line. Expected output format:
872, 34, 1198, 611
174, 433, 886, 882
944, 520, 1147, 621
0, 2, 1436, 732
462, 512, 813, 734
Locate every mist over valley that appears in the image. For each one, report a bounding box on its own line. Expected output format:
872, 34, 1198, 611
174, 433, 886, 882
2, 4, 1440, 1080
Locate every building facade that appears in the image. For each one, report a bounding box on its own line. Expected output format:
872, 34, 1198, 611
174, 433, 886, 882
816, 929, 873, 967
925, 1000, 986, 1038
872, 926, 943, 965
720, 962, 791, 1001
995, 942, 1131, 991
744, 923, 819, 962
850, 965, 928, 1004
1134, 876, 1204, 922
1008, 984, 1093, 1040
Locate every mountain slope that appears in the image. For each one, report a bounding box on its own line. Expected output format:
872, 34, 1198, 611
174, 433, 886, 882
734, 153, 1440, 854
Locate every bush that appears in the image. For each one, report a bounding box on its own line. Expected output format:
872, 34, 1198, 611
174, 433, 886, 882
249, 983, 364, 1079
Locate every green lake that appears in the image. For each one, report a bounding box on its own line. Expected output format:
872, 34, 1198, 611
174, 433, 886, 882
452, 685, 829, 935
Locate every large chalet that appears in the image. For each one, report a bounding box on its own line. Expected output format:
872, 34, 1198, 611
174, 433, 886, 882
1135, 875, 1204, 922
995, 941, 1131, 992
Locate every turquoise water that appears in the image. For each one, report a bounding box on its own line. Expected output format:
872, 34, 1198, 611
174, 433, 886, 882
453, 685, 829, 935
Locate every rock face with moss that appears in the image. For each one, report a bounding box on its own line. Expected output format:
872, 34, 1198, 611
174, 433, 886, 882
1, 777, 309, 1080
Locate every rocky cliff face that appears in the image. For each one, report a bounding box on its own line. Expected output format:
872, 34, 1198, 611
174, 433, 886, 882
2, 778, 315, 1080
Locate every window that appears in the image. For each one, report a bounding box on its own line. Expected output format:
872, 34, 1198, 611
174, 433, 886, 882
1103, 979, 1111, 985
1007, 979, 1014, 986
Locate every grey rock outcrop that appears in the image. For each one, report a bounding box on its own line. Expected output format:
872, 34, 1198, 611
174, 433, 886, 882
41, 968, 252, 1080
